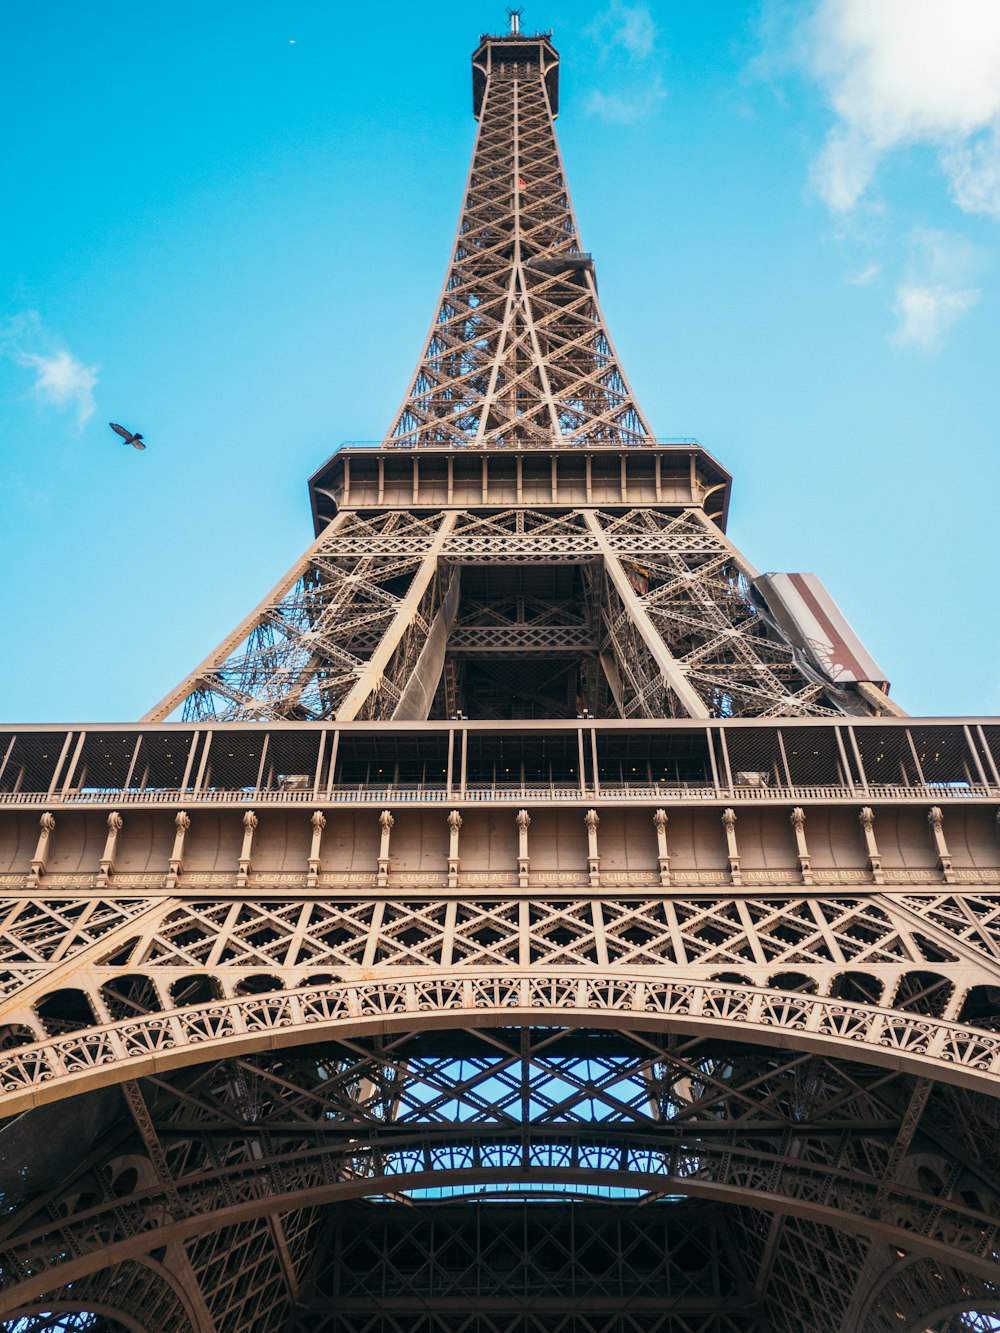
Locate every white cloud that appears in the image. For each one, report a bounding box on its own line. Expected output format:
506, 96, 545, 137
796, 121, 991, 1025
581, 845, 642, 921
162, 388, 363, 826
589, 2, 657, 61
944, 130, 1000, 219
805, 0, 1000, 215
891, 284, 979, 350
0, 311, 98, 426
890, 228, 982, 349
585, 3, 664, 124
587, 76, 666, 125
847, 263, 881, 286
19, 350, 99, 423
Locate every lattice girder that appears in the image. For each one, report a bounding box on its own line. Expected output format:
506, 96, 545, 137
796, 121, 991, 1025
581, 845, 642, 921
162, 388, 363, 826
383, 40, 652, 450
149, 498, 876, 722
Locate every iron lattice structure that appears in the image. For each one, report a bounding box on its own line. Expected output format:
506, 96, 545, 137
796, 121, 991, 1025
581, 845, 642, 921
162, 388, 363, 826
2, 21, 1000, 1333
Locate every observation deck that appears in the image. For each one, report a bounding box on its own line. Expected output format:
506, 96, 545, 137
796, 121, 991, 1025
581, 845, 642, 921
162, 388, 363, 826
309, 440, 733, 533
472, 28, 559, 117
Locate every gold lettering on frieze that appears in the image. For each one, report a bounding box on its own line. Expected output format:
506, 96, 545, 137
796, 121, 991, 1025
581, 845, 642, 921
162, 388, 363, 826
113, 873, 168, 886
673, 872, 726, 885
745, 871, 796, 884
888, 869, 937, 882
249, 873, 308, 885
466, 873, 518, 885
533, 872, 585, 885
0, 874, 28, 887
954, 868, 1000, 883
602, 872, 656, 885
43, 874, 97, 887
185, 873, 238, 885
318, 873, 378, 886
394, 874, 447, 887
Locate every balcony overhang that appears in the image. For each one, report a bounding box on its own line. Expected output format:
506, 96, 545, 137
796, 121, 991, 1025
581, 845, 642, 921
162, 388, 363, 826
308, 442, 733, 535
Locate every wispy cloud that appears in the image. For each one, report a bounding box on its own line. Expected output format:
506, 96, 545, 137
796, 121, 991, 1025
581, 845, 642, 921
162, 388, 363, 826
891, 283, 979, 350
890, 228, 982, 349
587, 76, 666, 125
803, 0, 1000, 216
585, 3, 665, 125
588, 1, 657, 61
0, 311, 98, 425
847, 263, 882, 286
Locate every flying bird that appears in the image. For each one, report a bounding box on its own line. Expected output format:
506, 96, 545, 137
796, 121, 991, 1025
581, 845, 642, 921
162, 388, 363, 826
109, 422, 146, 450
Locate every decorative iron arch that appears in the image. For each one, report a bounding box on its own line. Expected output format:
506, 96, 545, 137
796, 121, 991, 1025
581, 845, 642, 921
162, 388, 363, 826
3, 1019, 1000, 1318
4, 972, 1000, 1118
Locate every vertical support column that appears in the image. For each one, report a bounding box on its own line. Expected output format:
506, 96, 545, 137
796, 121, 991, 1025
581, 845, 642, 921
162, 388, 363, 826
653, 809, 671, 887
46, 731, 75, 798
705, 727, 721, 791
237, 811, 258, 887
585, 809, 600, 887
790, 807, 813, 885
179, 733, 199, 793
61, 731, 87, 795
325, 730, 341, 797
722, 808, 741, 886
858, 807, 885, 885
447, 810, 462, 889
962, 724, 990, 788
313, 731, 328, 798
378, 810, 394, 888
976, 725, 1000, 787
254, 736, 270, 795
775, 731, 793, 788
516, 809, 531, 888
834, 727, 857, 793
166, 811, 190, 888
848, 729, 869, 794
905, 730, 927, 786
717, 731, 735, 792
518, 900, 531, 967
308, 810, 326, 887
194, 731, 213, 793
28, 812, 56, 886
927, 807, 956, 884
97, 812, 123, 887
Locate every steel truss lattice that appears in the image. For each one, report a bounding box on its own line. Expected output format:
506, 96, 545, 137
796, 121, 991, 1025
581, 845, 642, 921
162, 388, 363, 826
2, 18, 994, 1333
3, 1027, 1000, 1331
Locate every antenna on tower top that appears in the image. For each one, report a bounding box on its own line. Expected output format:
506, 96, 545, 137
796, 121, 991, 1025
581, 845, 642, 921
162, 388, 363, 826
506, 6, 523, 34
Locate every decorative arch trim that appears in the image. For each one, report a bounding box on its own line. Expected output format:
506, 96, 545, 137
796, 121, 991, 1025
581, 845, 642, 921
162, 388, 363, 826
3, 971, 1000, 1117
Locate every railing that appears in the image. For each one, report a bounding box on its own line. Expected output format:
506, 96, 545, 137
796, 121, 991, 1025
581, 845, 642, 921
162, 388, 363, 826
0, 781, 996, 809
336, 437, 704, 453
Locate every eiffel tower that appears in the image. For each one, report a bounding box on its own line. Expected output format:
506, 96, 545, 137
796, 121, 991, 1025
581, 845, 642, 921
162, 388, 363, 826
2, 18, 1000, 1333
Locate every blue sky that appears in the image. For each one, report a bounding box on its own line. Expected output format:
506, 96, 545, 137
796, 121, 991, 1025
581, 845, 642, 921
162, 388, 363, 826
1, 0, 998, 722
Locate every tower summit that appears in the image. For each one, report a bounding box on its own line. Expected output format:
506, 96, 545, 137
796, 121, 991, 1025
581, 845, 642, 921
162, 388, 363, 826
2, 20, 1000, 1333
141, 25, 895, 728
389, 18, 647, 449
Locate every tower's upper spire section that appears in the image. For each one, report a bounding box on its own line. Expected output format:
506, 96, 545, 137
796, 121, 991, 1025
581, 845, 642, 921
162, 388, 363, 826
382, 26, 653, 450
